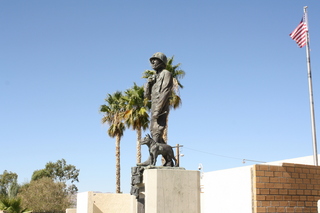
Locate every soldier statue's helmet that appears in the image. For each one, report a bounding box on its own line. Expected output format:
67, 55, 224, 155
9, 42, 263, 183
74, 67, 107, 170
149, 52, 167, 65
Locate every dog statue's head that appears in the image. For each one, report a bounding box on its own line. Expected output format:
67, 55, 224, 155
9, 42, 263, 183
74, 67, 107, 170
140, 134, 152, 145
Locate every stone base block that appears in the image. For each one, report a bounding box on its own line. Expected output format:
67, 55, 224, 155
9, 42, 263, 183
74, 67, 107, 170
143, 168, 200, 213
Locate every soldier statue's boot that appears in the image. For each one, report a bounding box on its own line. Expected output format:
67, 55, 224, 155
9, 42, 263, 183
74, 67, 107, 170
137, 156, 151, 166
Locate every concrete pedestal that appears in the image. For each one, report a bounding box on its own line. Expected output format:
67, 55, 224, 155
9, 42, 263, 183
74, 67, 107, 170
142, 168, 200, 213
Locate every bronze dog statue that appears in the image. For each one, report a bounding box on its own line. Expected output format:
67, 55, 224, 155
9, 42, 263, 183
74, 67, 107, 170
140, 134, 177, 167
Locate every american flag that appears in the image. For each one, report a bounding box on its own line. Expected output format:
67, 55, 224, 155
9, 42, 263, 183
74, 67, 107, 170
290, 14, 308, 48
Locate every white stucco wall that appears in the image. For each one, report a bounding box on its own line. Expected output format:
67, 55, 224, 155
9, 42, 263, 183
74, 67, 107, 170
77, 192, 89, 213
201, 165, 253, 213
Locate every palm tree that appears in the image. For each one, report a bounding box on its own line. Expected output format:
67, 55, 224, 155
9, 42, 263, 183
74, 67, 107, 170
123, 83, 149, 164
100, 91, 126, 193
0, 197, 30, 213
142, 56, 185, 143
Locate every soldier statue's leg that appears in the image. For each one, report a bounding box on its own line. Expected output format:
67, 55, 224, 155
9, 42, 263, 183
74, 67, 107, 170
137, 110, 168, 166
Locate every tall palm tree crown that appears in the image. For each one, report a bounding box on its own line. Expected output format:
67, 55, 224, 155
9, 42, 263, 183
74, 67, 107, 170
123, 83, 149, 163
101, 91, 126, 138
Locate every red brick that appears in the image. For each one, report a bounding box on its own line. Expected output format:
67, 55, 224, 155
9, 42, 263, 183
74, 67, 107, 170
256, 165, 269, 171
291, 195, 300, 201
258, 176, 269, 183
274, 171, 283, 177
276, 207, 286, 212
307, 173, 314, 179
314, 196, 320, 201
256, 171, 265, 176
305, 201, 313, 206
313, 184, 320, 190
256, 195, 266, 201
274, 183, 284, 188
260, 201, 270, 206
307, 184, 314, 190
288, 201, 297, 206
265, 171, 274, 177
269, 177, 280, 183
287, 167, 295, 173
260, 189, 270, 195
256, 183, 265, 188
266, 206, 276, 212
287, 178, 295, 184
307, 196, 314, 201
283, 195, 292, 200
299, 196, 307, 201
292, 173, 300, 178
311, 179, 318, 184
270, 201, 280, 206
278, 167, 287, 172
286, 207, 295, 212
294, 207, 303, 213
265, 195, 275, 201
283, 183, 291, 189
256, 207, 266, 212
291, 183, 299, 189
300, 173, 307, 178
283, 172, 291, 177
289, 189, 297, 195
297, 189, 304, 195
270, 166, 279, 171
304, 208, 313, 213
310, 168, 317, 174
303, 168, 310, 173
265, 183, 275, 188
299, 184, 307, 189
311, 206, 318, 213
297, 201, 305, 206
303, 179, 311, 184
279, 201, 289, 206
280, 178, 288, 183
279, 189, 288, 195
270, 189, 279, 194
304, 190, 312, 195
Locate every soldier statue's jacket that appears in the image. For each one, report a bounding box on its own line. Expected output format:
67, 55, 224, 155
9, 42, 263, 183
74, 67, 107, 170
145, 69, 173, 117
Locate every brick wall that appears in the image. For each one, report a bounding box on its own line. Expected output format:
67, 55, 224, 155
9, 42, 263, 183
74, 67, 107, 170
253, 163, 320, 213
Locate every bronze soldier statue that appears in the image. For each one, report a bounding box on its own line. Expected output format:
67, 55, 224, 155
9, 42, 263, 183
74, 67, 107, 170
137, 52, 173, 166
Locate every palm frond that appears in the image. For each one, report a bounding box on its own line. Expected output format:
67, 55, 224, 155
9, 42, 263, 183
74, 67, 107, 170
142, 70, 156, 79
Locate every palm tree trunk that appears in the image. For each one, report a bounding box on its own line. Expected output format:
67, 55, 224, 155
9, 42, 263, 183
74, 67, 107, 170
115, 135, 121, 193
136, 128, 142, 164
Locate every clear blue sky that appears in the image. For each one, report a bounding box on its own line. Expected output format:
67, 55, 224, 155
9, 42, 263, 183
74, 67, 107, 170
1, 1, 320, 193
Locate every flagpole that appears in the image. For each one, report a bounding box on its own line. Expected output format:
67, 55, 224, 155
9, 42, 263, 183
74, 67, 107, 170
304, 6, 318, 166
